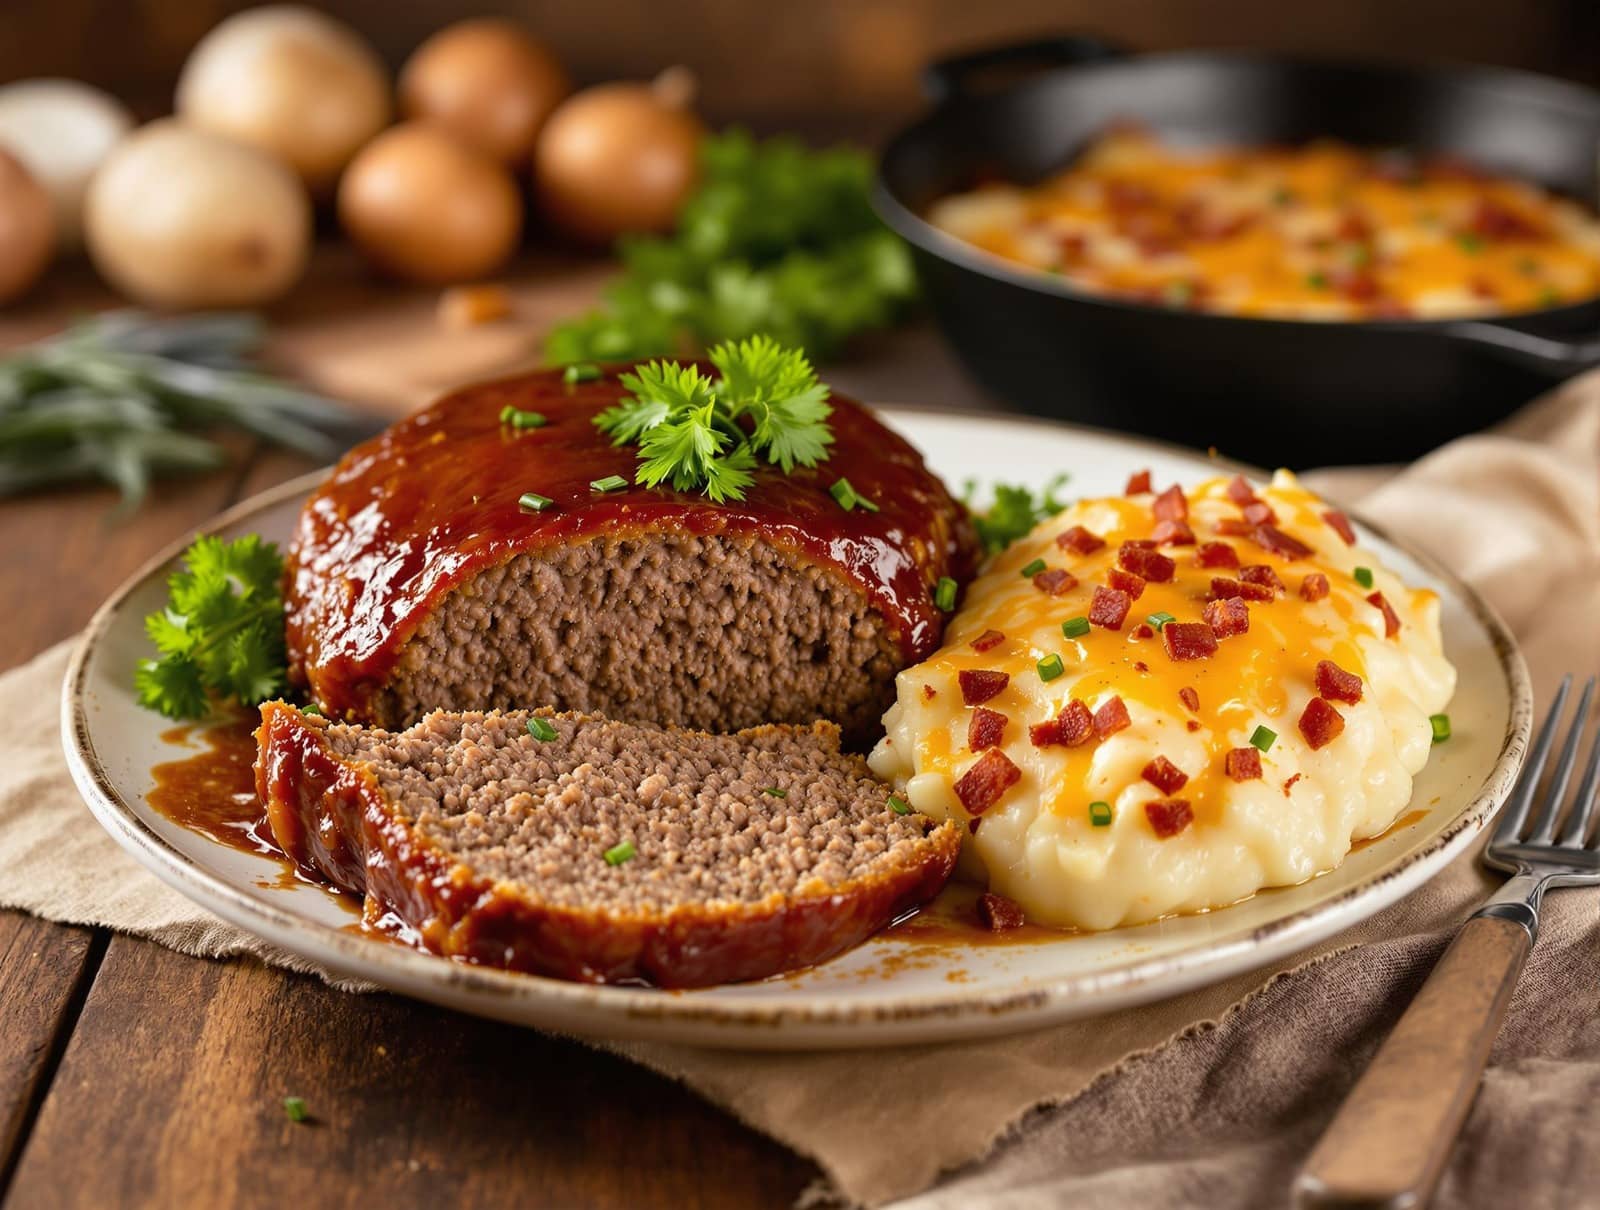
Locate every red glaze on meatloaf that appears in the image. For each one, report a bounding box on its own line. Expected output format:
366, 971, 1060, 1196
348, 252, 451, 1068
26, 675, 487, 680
285, 364, 978, 729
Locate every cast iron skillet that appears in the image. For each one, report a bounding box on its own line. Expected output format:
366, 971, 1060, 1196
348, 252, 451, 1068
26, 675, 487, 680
875, 36, 1600, 464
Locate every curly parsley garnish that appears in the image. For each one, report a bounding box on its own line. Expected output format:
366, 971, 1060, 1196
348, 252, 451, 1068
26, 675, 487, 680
134, 534, 289, 720
964, 474, 1072, 556
594, 336, 833, 503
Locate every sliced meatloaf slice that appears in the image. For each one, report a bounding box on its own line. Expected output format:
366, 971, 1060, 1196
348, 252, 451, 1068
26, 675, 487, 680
256, 701, 960, 987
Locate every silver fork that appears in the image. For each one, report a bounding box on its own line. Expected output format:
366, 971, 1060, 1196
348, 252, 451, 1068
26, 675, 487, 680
1295, 674, 1600, 1209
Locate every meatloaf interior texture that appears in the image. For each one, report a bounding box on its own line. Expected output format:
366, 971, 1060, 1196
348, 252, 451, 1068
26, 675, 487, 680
256, 702, 960, 986
371, 533, 900, 742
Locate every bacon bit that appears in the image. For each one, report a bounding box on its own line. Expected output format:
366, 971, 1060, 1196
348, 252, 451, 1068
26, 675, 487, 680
1315, 659, 1364, 704
1163, 621, 1219, 661
971, 629, 1005, 653
1196, 541, 1240, 569
1117, 542, 1176, 583
969, 706, 1009, 751
1056, 525, 1105, 555
1033, 568, 1078, 596
1283, 773, 1303, 797
1152, 518, 1196, 546
1124, 469, 1153, 495
1299, 573, 1331, 602
1093, 695, 1131, 738
1144, 799, 1194, 838
1239, 564, 1285, 594
1030, 699, 1095, 748
1215, 517, 1255, 537
1210, 575, 1273, 603
1203, 596, 1250, 638
969, 818, 982, 834
922, 683, 937, 701
977, 892, 1026, 931
1242, 500, 1278, 526
953, 749, 1021, 816
1470, 197, 1544, 241
1152, 484, 1188, 522
1090, 585, 1133, 630
1179, 686, 1200, 712
1225, 747, 1262, 781
958, 669, 1009, 705
1225, 474, 1258, 506
1187, 719, 1201, 732
1123, 538, 1157, 550
1299, 697, 1346, 749
1322, 509, 1358, 546
1142, 755, 1189, 795
1107, 567, 1146, 600
1132, 657, 1150, 670
1368, 591, 1402, 638
1252, 524, 1313, 560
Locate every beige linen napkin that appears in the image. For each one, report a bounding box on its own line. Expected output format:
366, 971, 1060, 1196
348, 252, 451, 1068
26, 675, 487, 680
1, 376, 1596, 1209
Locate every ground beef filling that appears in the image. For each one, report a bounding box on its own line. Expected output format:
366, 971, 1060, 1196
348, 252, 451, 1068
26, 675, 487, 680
320, 711, 942, 913
371, 534, 901, 740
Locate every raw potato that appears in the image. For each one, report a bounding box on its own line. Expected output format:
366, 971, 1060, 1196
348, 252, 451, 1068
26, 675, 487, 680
0, 79, 132, 251
399, 18, 570, 163
0, 148, 55, 304
176, 5, 390, 193
339, 123, 522, 285
84, 121, 311, 308
534, 69, 705, 243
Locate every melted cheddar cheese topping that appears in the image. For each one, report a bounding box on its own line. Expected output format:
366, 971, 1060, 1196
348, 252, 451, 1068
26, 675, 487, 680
927, 128, 1600, 320
868, 471, 1456, 929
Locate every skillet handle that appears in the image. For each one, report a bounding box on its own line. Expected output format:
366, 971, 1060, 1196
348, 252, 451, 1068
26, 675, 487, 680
922, 34, 1128, 106
1444, 319, 1600, 377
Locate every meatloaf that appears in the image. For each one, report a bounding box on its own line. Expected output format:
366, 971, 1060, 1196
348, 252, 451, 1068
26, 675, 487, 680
284, 364, 978, 740
255, 701, 961, 986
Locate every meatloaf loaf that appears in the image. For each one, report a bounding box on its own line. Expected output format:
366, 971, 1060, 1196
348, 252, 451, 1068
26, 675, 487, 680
256, 701, 961, 986
284, 364, 978, 740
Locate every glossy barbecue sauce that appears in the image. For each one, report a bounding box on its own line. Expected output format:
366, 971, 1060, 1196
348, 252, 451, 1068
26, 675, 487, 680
284, 365, 979, 721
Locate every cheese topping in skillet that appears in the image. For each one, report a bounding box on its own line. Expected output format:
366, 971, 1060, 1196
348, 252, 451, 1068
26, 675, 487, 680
868, 471, 1456, 930
927, 128, 1600, 320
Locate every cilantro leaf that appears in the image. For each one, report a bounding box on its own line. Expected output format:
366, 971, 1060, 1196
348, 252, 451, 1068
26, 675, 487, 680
965, 475, 1074, 556
709, 336, 833, 473
135, 534, 289, 720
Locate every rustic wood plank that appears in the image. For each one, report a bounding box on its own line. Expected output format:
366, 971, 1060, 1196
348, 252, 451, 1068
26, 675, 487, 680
6, 940, 816, 1210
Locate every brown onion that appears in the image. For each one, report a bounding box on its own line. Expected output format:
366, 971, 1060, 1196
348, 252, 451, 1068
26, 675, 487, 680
0, 148, 55, 304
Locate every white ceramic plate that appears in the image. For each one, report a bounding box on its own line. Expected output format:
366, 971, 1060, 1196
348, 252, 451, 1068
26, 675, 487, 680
63, 409, 1531, 1050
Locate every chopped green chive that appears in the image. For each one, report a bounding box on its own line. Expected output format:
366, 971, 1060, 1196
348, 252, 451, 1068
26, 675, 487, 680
1517, 256, 1541, 277
518, 492, 554, 513
1455, 233, 1485, 255
761, 786, 787, 799
1353, 566, 1374, 589
1162, 281, 1195, 306
1306, 271, 1329, 290
283, 1097, 309, 1123
603, 840, 636, 866
526, 717, 558, 742
829, 477, 879, 513
1430, 713, 1452, 744
299, 703, 322, 717
1037, 653, 1065, 682
935, 577, 958, 612
888, 794, 912, 816
1271, 186, 1294, 207
1249, 725, 1277, 753
1088, 800, 1113, 827
589, 474, 629, 493
1062, 616, 1090, 639
1539, 288, 1562, 307
563, 362, 602, 384
1146, 611, 1176, 631
499, 405, 547, 430
1020, 558, 1047, 578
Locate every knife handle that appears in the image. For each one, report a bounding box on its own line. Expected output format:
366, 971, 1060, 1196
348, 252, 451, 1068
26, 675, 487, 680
1293, 914, 1531, 1209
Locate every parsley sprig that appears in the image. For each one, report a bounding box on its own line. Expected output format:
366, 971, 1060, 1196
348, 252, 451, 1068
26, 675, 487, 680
594, 336, 833, 503
135, 534, 289, 720
963, 474, 1072, 556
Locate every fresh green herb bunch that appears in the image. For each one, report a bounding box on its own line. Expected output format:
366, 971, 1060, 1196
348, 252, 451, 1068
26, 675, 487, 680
963, 474, 1073, 556
594, 335, 833, 503
545, 130, 917, 364
135, 534, 289, 721
0, 312, 369, 512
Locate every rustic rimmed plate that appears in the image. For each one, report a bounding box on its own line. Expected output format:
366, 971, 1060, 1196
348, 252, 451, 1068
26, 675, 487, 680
62, 409, 1531, 1049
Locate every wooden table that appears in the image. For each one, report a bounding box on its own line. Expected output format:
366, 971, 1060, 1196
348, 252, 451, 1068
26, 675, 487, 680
0, 252, 996, 1209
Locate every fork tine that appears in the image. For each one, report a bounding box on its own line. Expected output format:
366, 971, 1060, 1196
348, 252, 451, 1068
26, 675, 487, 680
1527, 676, 1594, 845
1494, 674, 1572, 845
1561, 697, 1600, 846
